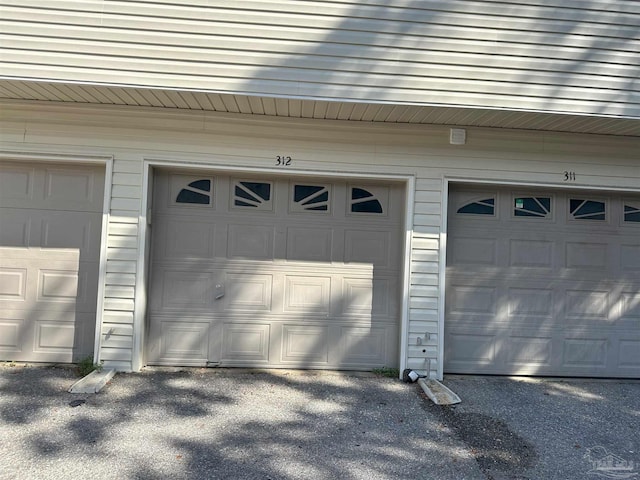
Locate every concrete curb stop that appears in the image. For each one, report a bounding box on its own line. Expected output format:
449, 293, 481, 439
418, 378, 461, 405
68, 368, 116, 393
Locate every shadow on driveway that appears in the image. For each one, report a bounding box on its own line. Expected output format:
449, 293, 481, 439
2, 366, 637, 480
0, 366, 478, 480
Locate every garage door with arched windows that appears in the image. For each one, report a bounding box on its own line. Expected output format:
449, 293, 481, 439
146, 169, 405, 370
445, 185, 640, 378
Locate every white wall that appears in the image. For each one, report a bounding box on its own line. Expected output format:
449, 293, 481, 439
1, 100, 638, 375
1, 0, 638, 118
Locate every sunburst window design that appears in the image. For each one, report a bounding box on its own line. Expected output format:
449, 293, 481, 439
350, 188, 383, 213
570, 199, 606, 221
624, 204, 640, 223
234, 181, 272, 210
457, 198, 495, 215
514, 197, 551, 218
292, 184, 330, 212
176, 179, 212, 205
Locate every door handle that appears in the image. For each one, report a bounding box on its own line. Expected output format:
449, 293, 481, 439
214, 283, 225, 300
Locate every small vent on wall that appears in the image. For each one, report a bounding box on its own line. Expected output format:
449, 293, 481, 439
449, 128, 466, 145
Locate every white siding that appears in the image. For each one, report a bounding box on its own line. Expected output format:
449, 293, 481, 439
0, 101, 638, 374
0, 1, 638, 118
98, 156, 142, 369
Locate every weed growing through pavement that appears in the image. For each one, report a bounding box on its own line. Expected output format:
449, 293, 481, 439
75, 356, 103, 377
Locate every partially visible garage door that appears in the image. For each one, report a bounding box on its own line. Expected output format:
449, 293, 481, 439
0, 162, 104, 362
445, 185, 640, 378
147, 170, 404, 369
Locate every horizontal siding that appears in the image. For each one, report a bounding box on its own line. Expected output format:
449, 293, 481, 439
0, 1, 638, 117
99, 157, 141, 370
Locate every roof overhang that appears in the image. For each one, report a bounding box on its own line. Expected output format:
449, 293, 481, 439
1, 79, 638, 137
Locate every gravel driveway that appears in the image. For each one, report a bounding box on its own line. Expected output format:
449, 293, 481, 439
1, 366, 638, 480
0, 366, 479, 480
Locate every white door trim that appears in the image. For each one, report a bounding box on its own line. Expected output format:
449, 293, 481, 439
134, 157, 415, 372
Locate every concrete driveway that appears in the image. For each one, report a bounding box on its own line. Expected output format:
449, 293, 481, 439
0, 366, 638, 480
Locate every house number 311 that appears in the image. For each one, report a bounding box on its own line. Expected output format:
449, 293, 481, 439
276, 155, 292, 166
563, 171, 576, 181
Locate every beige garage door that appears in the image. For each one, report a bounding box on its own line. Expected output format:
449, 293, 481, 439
147, 169, 404, 369
445, 185, 640, 378
0, 162, 104, 362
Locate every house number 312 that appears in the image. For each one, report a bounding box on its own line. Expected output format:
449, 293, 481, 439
563, 171, 576, 181
276, 155, 292, 166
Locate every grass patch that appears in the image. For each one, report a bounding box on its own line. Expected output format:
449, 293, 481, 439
372, 367, 400, 378
75, 356, 103, 377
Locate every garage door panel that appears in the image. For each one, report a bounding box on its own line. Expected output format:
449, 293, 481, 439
221, 323, 270, 363
562, 337, 608, 369
338, 326, 387, 365
227, 224, 275, 260
35, 321, 77, 351
506, 335, 553, 367
148, 319, 209, 364
344, 229, 393, 266
157, 218, 216, 259
446, 331, 496, 365
0, 317, 22, 352
449, 237, 497, 266
372, 278, 392, 316
448, 286, 497, 315
0, 266, 27, 301
286, 226, 333, 262
283, 275, 331, 314
618, 340, 640, 368
40, 212, 102, 260
564, 289, 610, 320
620, 244, 640, 271
0, 210, 31, 246
224, 272, 273, 312
565, 241, 609, 269
43, 168, 102, 210
508, 287, 554, 317
620, 292, 640, 320
509, 239, 554, 268
281, 325, 329, 364
446, 185, 640, 378
37, 269, 79, 303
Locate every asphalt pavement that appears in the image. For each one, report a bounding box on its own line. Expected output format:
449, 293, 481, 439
0, 365, 638, 480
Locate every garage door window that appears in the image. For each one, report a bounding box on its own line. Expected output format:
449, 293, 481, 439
570, 199, 606, 221
176, 179, 212, 205
624, 204, 640, 223
350, 187, 384, 214
234, 181, 272, 210
457, 198, 495, 215
513, 197, 551, 218
292, 184, 330, 212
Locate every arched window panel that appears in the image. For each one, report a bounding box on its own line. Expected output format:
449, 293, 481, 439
233, 180, 273, 211
348, 185, 390, 216
175, 178, 213, 206
457, 198, 495, 216
349, 187, 385, 214
514, 197, 551, 218
570, 199, 606, 221
290, 184, 330, 213
624, 203, 640, 223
